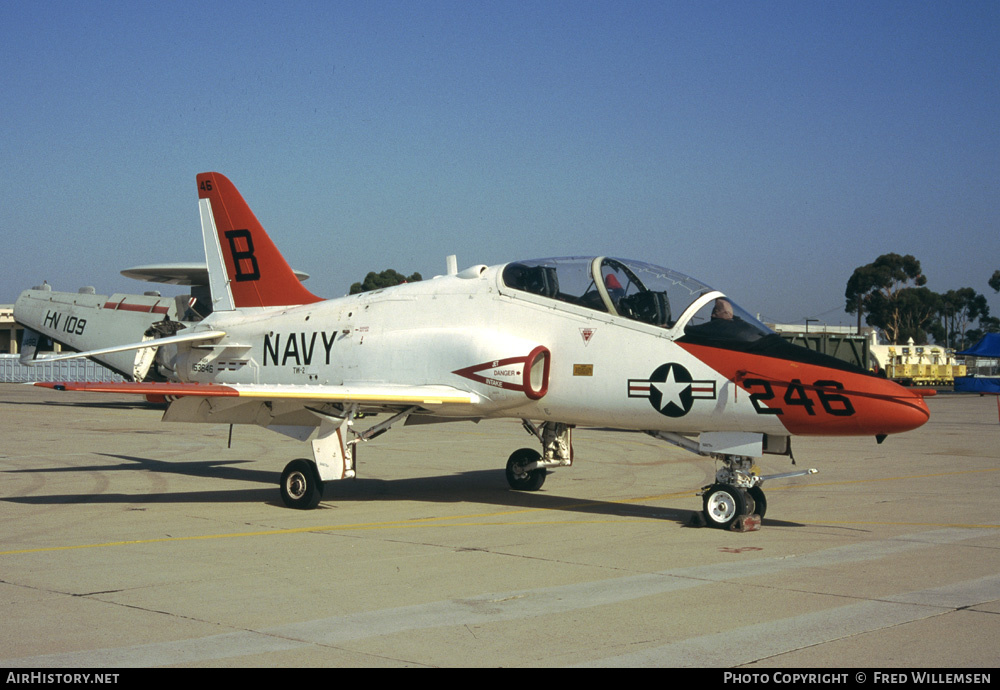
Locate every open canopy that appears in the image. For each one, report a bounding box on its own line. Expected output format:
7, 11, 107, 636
500, 256, 772, 343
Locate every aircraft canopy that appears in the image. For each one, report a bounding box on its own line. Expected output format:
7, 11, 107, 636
501, 256, 772, 342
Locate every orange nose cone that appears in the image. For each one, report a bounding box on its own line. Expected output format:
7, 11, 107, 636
790, 375, 932, 438
869, 382, 931, 436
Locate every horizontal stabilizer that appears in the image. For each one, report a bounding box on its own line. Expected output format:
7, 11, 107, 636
31, 330, 227, 363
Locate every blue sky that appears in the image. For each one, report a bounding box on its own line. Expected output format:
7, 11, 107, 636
3, 1, 998, 326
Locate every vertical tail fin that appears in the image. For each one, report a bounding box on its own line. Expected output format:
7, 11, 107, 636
197, 172, 322, 310
19, 327, 42, 364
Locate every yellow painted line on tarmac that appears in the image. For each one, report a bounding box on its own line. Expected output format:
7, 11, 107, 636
802, 520, 1000, 529
3, 469, 996, 556
0, 506, 637, 556
742, 467, 1000, 530
0, 526, 346, 556
777, 466, 1000, 490
0, 488, 701, 556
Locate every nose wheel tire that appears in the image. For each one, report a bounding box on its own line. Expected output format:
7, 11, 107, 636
703, 484, 748, 529
747, 485, 767, 519
280, 459, 324, 510
506, 448, 547, 491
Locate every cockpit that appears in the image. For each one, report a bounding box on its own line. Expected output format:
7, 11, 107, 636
500, 257, 773, 344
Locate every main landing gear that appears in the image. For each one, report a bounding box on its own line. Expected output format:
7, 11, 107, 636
276, 410, 575, 509
278, 405, 417, 510
280, 458, 324, 510
506, 448, 546, 491
505, 421, 573, 492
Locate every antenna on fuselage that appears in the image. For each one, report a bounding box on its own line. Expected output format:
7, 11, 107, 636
446, 255, 458, 276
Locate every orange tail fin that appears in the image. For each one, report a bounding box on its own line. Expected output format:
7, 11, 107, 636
197, 172, 322, 309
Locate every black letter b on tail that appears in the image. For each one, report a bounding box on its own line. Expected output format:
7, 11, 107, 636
225, 229, 260, 282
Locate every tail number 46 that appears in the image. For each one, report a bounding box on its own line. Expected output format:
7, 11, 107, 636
743, 378, 855, 417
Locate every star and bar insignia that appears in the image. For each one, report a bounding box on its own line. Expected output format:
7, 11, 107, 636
628, 363, 717, 417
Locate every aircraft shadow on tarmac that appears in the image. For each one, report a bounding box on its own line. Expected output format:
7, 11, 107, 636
1, 452, 803, 528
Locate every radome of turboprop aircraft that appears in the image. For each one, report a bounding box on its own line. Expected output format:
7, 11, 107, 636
121, 263, 310, 286
24, 172, 932, 531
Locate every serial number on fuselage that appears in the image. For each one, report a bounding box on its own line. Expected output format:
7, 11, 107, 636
43, 310, 87, 336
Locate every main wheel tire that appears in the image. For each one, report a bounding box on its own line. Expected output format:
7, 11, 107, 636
703, 484, 748, 529
506, 448, 547, 491
280, 459, 324, 510
747, 485, 767, 519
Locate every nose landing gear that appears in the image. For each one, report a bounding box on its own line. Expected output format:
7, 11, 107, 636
698, 454, 815, 530
702, 483, 750, 529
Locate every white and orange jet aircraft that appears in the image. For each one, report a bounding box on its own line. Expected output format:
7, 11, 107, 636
31, 172, 932, 528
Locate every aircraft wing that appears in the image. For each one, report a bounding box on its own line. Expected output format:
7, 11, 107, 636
33, 380, 480, 407
34, 379, 481, 484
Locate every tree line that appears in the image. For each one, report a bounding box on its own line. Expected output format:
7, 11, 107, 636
349, 269, 423, 295
845, 254, 999, 348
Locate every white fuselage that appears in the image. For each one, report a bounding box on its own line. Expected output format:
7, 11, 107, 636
175, 265, 781, 436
